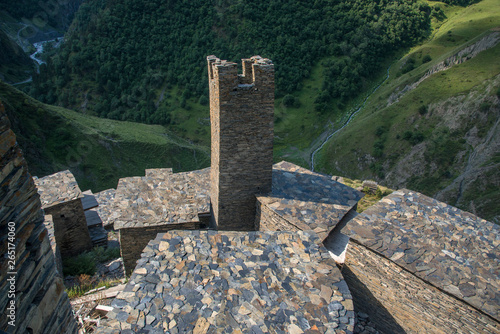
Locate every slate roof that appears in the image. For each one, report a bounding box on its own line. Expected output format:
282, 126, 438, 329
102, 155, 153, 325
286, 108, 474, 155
96, 230, 355, 334
257, 161, 363, 240
342, 189, 500, 320
111, 168, 211, 229
110, 162, 362, 238
34, 170, 83, 209
94, 188, 116, 228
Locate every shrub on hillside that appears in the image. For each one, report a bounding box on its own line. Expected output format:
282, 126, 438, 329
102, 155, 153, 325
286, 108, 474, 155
403, 130, 425, 145
283, 94, 300, 108
418, 105, 428, 115
401, 58, 416, 74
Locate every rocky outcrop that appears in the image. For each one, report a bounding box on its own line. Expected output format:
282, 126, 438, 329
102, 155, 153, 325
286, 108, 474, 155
384, 74, 500, 222
388, 32, 500, 106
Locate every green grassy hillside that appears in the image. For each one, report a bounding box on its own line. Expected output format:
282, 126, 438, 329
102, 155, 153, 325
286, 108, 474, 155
0, 80, 209, 191
315, 0, 500, 222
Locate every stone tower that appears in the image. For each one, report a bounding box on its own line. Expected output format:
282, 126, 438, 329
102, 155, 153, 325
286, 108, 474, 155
207, 55, 274, 230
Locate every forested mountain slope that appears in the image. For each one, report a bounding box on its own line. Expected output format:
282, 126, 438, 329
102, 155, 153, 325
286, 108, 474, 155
315, 0, 500, 223
30, 0, 431, 128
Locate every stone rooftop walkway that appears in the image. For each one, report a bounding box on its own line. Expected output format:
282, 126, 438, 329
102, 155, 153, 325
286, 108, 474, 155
96, 230, 355, 334
108, 162, 362, 241
342, 189, 500, 321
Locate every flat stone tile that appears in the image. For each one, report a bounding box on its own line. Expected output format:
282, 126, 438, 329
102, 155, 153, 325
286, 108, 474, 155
110, 168, 211, 229
97, 230, 355, 333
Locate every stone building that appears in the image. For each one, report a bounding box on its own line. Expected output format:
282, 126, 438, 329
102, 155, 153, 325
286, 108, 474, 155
95, 56, 499, 333
34, 170, 93, 258
110, 168, 211, 274
95, 56, 364, 332
0, 102, 76, 333
338, 189, 500, 333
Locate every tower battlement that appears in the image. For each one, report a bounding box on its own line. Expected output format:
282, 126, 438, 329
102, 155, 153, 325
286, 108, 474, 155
207, 55, 274, 88
207, 55, 274, 231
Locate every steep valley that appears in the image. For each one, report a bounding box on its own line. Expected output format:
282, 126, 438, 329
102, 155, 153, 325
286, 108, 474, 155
0, 0, 499, 223
315, 0, 500, 223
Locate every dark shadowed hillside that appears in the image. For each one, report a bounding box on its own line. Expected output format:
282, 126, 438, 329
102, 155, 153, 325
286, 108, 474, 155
0, 80, 209, 191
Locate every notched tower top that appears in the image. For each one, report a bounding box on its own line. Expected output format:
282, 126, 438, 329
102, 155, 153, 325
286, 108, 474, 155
207, 55, 274, 89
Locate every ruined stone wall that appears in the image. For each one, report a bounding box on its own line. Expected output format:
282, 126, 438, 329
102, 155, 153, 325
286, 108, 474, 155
119, 222, 200, 275
208, 55, 274, 231
0, 102, 77, 333
343, 242, 500, 334
44, 199, 92, 258
255, 198, 300, 232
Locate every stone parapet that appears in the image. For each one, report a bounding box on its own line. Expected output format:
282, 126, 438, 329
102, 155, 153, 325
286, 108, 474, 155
97, 230, 355, 333
0, 101, 77, 333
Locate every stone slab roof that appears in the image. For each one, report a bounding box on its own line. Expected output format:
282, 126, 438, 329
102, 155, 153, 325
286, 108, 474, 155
108, 162, 362, 236
96, 230, 355, 333
258, 161, 363, 240
342, 189, 500, 320
94, 189, 116, 228
145, 168, 173, 179
112, 168, 210, 229
34, 170, 83, 209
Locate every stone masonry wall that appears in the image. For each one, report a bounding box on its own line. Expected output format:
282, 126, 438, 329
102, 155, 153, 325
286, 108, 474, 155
343, 242, 500, 334
255, 198, 301, 232
119, 222, 200, 275
0, 102, 77, 333
44, 215, 64, 277
44, 199, 93, 258
208, 55, 274, 231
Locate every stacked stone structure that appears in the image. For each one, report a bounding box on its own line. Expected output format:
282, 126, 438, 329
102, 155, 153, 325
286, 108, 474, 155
110, 168, 211, 274
34, 170, 93, 258
208, 55, 275, 231
0, 102, 76, 333
339, 189, 500, 333
256, 161, 362, 240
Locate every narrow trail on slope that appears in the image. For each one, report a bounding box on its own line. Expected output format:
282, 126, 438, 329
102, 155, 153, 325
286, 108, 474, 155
310, 65, 392, 172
